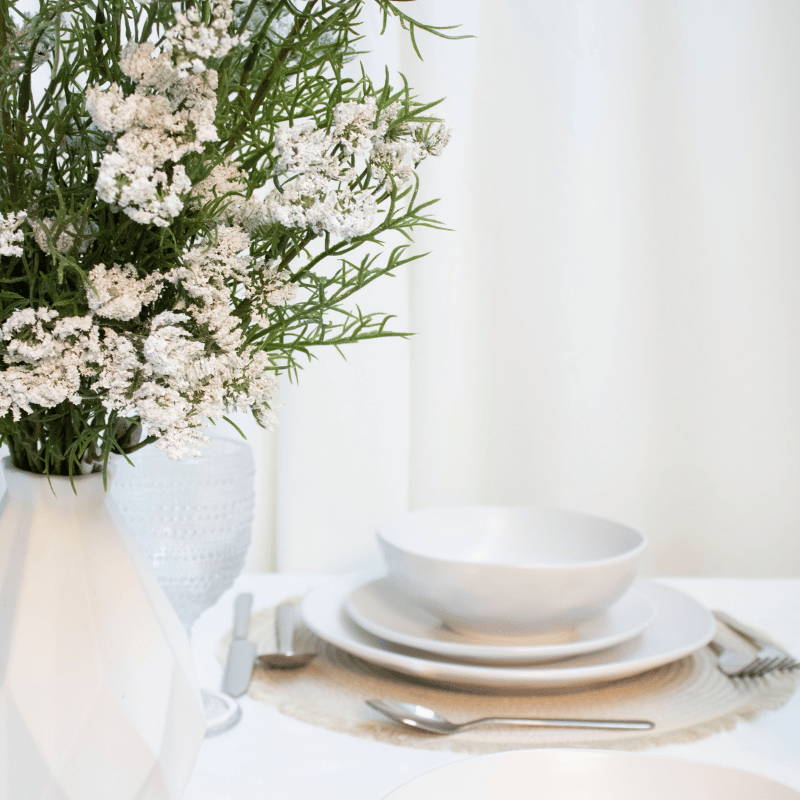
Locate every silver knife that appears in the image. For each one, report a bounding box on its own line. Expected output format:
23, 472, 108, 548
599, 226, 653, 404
221, 593, 257, 697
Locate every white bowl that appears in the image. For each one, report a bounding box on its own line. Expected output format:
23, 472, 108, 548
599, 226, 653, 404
376, 506, 646, 636
381, 749, 800, 800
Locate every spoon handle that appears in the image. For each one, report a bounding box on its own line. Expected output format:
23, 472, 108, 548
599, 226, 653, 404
467, 716, 654, 732
276, 602, 296, 656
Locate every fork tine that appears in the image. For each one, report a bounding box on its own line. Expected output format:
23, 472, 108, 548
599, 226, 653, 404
752, 660, 776, 677
724, 654, 800, 678
749, 658, 783, 677
735, 657, 771, 678
736, 660, 764, 678
713, 611, 798, 673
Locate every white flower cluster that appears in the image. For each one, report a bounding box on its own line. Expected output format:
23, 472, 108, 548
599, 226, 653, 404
164, 0, 247, 75
265, 170, 378, 240
0, 212, 27, 257
190, 162, 265, 232
87, 0, 247, 227
167, 224, 296, 334
186, 99, 450, 244
0, 309, 102, 419
262, 98, 450, 239
90, 229, 289, 456
86, 263, 163, 321
333, 99, 396, 159
370, 118, 452, 185
0, 227, 296, 458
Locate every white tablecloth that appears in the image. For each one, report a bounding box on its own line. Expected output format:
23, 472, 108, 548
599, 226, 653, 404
185, 575, 800, 800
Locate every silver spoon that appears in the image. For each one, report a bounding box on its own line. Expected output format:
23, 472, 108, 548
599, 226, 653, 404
366, 699, 654, 734
256, 602, 316, 669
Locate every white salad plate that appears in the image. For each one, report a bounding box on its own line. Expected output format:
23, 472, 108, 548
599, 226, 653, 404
344, 577, 655, 664
301, 573, 715, 689
380, 749, 800, 800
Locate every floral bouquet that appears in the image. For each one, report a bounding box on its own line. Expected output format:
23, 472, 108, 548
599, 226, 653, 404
0, 0, 456, 476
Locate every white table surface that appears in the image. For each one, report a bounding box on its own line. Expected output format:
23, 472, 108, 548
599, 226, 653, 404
185, 574, 800, 800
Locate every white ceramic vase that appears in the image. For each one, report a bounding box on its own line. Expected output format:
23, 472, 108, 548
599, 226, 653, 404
0, 459, 206, 800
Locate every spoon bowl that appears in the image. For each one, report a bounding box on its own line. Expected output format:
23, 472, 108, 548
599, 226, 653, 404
256, 602, 317, 670
366, 699, 653, 734
256, 651, 316, 669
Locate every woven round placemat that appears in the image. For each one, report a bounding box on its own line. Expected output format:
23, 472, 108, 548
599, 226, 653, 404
217, 598, 800, 753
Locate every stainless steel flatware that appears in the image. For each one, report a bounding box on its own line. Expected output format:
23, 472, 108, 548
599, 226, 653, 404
256, 602, 316, 669
366, 699, 654, 734
221, 593, 257, 697
708, 637, 771, 677
713, 610, 799, 673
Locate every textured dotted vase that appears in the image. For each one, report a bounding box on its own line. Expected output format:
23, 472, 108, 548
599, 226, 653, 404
111, 438, 255, 735
110, 437, 256, 634
0, 459, 206, 800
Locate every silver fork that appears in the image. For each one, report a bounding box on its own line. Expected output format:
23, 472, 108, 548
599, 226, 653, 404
708, 637, 777, 677
713, 610, 799, 674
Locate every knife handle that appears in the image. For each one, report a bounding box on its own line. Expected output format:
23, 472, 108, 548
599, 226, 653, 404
233, 593, 253, 639
713, 610, 771, 649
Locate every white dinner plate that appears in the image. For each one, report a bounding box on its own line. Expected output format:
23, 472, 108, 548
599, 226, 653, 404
301, 573, 715, 688
345, 577, 655, 664
380, 749, 800, 800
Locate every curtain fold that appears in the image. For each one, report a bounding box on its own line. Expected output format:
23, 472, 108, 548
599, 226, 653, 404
274, 0, 800, 576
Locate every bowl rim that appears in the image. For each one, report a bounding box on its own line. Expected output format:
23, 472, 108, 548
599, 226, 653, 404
376, 504, 648, 570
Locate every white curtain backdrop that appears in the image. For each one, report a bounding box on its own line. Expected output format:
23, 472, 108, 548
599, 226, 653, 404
261, 0, 800, 576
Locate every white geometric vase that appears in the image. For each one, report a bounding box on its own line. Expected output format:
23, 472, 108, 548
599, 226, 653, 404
0, 459, 206, 800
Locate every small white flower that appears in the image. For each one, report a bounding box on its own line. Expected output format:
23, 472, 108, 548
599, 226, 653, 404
143, 319, 204, 378
263, 172, 377, 239
163, 0, 249, 69
86, 263, 163, 321
0, 211, 27, 257
190, 161, 267, 230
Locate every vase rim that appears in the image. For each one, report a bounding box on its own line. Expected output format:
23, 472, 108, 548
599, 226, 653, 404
2, 456, 111, 503
2, 455, 110, 479
133, 437, 253, 463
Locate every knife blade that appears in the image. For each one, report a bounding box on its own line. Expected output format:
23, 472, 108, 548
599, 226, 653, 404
221, 593, 257, 697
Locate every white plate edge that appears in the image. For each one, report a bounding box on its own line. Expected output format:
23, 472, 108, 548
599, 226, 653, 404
301, 574, 716, 688
344, 577, 657, 663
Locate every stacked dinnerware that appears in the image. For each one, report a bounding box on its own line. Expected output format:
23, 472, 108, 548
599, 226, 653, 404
301, 507, 716, 690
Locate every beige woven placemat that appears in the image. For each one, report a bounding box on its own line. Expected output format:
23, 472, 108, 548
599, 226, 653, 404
217, 599, 800, 753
